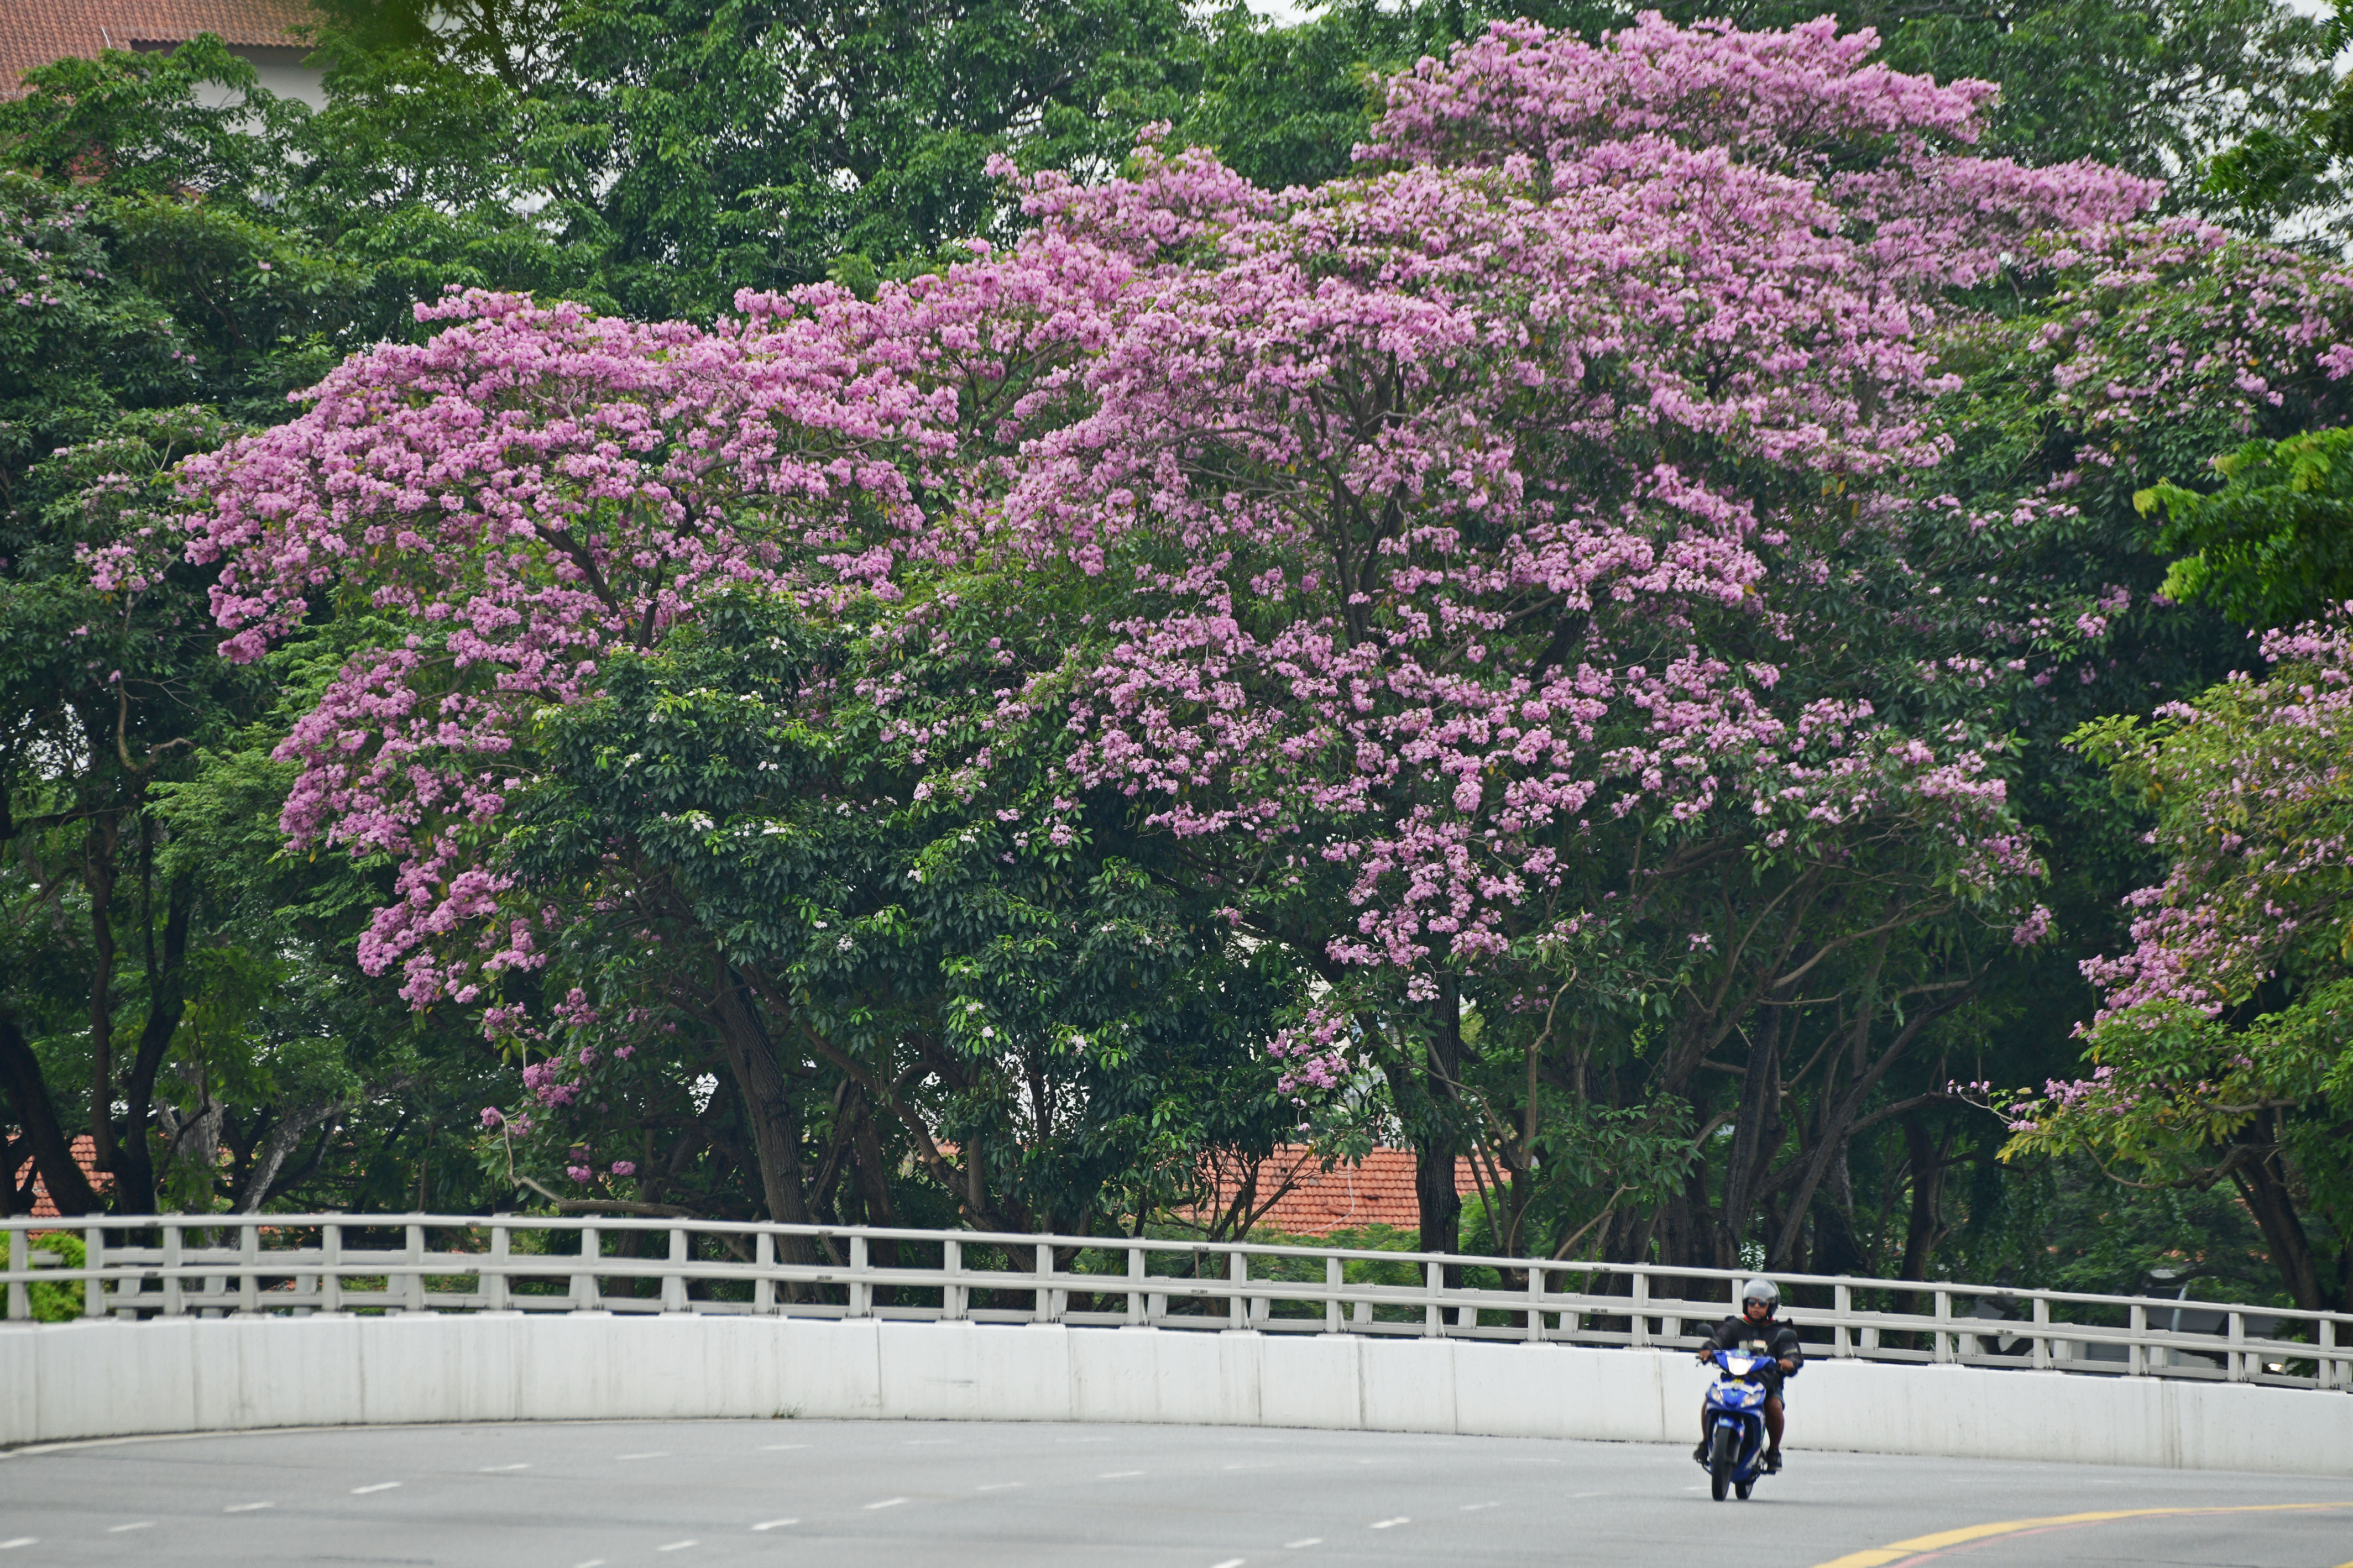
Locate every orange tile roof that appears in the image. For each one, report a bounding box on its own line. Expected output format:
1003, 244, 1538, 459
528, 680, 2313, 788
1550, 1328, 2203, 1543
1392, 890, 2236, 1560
1, 0, 317, 99
10, 1133, 108, 1217
1195, 1145, 1482, 1235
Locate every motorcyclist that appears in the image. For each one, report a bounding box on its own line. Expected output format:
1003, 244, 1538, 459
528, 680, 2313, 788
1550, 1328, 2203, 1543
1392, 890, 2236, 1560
1693, 1277, 1802, 1473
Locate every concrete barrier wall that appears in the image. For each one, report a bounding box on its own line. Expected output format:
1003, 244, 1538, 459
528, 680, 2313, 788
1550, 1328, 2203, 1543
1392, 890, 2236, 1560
3, 1315, 2347, 1474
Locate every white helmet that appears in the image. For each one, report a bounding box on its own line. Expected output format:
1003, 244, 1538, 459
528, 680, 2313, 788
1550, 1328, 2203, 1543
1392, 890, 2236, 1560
1741, 1277, 1780, 1312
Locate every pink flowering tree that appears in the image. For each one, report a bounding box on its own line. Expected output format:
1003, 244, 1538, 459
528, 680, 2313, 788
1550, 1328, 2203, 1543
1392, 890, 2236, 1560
981, 15, 2143, 1266
156, 13, 2308, 1268
2003, 612, 2353, 1312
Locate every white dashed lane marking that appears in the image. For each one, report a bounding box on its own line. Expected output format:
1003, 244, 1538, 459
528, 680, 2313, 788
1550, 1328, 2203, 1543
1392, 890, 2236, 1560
750, 1519, 798, 1532
655, 1541, 696, 1553
616, 1451, 670, 1460
0, 1540, 34, 1551
350, 1482, 401, 1494
480, 1462, 530, 1472
1285, 1538, 1323, 1548
1370, 1517, 1410, 1529
570, 1559, 605, 1567
107, 1522, 155, 1533
975, 1483, 1023, 1492
223, 1502, 273, 1513
1460, 1501, 1497, 1511
1210, 1559, 1246, 1568
760, 1444, 808, 1451
863, 1497, 908, 1510
1099, 1470, 1145, 1478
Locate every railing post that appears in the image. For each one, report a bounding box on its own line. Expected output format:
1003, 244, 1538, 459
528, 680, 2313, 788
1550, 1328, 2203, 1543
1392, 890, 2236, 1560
83, 1224, 106, 1318
236, 1221, 260, 1315
2127, 1303, 2146, 1376
6, 1228, 25, 1320
486, 1223, 511, 1311
1424, 1260, 1442, 1338
754, 1230, 776, 1315
2227, 1310, 2247, 1382
1933, 1290, 1953, 1364
1526, 1263, 1545, 1342
1128, 1246, 1146, 1327
163, 1223, 184, 1317
1630, 1271, 1649, 1349
2031, 1296, 2051, 1369
942, 1238, 964, 1320
571, 1225, 602, 1312
1231, 1250, 1249, 1330
405, 1223, 427, 1313
663, 1228, 691, 1314
1326, 1256, 1343, 1335
1038, 1242, 1061, 1325
2321, 1316, 2339, 1390
321, 1223, 342, 1313
1834, 1284, 1852, 1357
846, 1235, 870, 1319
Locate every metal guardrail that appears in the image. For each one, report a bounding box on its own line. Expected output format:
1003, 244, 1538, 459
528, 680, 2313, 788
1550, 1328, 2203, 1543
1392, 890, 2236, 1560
5, 1214, 2346, 1394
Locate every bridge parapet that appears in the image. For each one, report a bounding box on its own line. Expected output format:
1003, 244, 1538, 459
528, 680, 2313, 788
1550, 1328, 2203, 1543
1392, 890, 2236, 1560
7, 1213, 2345, 1392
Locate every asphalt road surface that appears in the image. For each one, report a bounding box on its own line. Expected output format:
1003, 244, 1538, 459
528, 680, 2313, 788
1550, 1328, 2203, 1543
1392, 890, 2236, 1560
2, 1420, 2349, 1567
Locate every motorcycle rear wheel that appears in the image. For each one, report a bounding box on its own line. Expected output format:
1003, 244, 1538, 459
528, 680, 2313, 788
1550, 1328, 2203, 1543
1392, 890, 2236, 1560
1734, 1480, 1754, 1500
1708, 1428, 1735, 1502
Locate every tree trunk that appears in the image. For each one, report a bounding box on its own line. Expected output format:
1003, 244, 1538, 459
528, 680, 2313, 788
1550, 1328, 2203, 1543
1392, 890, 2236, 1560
84, 817, 118, 1173
114, 874, 192, 1215
1897, 1114, 1945, 1332
710, 974, 819, 1278
0, 1012, 102, 1213
1717, 1008, 1782, 1269
1404, 980, 1467, 1318
849, 1091, 901, 1304
2227, 1123, 2334, 1312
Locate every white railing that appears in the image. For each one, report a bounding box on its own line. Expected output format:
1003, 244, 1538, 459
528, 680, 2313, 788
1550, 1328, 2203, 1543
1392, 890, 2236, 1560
5, 1214, 2345, 1393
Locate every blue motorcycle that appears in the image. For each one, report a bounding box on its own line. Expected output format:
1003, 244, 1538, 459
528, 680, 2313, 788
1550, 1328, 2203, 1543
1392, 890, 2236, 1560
1696, 1349, 1772, 1501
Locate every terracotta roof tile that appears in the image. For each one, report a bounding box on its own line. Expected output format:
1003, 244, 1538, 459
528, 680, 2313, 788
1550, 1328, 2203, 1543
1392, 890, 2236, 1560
1193, 1145, 1480, 1235
10, 1133, 109, 1218
2, 0, 317, 99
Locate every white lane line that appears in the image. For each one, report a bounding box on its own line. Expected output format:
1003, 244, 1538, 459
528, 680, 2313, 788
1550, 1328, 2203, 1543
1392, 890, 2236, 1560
862, 1497, 908, 1510
351, 1482, 401, 1494
571, 1560, 605, 1567
0, 1541, 34, 1551
1099, 1470, 1145, 1478
1567, 1491, 1607, 1499
1285, 1538, 1323, 1549
223, 1502, 274, 1513
1369, 1517, 1410, 1529
1210, 1559, 1246, 1568
655, 1542, 697, 1553
750, 1519, 799, 1532
108, 1522, 155, 1533
974, 1483, 1023, 1492
616, 1451, 670, 1460
1459, 1501, 1497, 1512
480, 1462, 531, 1472
760, 1444, 808, 1451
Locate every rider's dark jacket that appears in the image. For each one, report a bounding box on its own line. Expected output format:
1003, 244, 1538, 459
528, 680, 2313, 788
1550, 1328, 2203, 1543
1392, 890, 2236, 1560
1701, 1314, 1804, 1394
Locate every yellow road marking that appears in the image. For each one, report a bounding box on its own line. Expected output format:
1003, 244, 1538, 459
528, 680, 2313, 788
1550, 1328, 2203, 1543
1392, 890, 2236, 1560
1807, 1502, 2353, 1568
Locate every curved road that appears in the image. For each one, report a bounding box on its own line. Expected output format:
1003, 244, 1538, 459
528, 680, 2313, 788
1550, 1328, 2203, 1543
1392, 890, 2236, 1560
2, 1420, 2348, 1567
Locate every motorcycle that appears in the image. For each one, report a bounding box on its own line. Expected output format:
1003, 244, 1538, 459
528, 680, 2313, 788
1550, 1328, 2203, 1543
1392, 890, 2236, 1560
1695, 1349, 1772, 1501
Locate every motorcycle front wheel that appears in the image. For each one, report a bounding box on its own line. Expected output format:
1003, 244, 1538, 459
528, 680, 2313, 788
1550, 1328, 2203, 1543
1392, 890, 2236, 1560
1708, 1427, 1735, 1501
